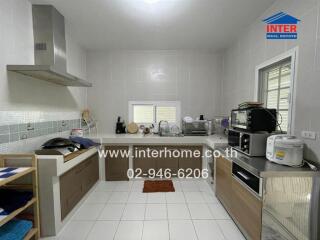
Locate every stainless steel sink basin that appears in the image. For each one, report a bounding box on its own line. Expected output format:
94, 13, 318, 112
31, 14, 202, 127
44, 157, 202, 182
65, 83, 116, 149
158, 133, 184, 137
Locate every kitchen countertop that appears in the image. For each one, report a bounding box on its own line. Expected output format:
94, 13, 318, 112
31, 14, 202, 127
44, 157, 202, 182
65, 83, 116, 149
88, 133, 228, 149
216, 147, 319, 177
36, 147, 98, 176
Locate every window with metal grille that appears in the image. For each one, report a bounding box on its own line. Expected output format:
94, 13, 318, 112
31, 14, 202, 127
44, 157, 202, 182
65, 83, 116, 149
259, 58, 292, 132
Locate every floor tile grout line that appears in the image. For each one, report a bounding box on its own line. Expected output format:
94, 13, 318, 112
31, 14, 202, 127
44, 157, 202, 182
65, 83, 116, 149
166, 200, 171, 240
113, 182, 130, 240
141, 197, 148, 240
112, 219, 122, 240
216, 219, 228, 240
74, 180, 236, 240
184, 193, 200, 240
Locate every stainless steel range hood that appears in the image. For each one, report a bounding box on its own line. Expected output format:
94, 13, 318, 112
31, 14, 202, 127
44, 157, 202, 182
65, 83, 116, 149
7, 5, 92, 87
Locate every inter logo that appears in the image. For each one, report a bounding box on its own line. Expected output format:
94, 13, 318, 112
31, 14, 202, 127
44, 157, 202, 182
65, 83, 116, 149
263, 12, 300, 40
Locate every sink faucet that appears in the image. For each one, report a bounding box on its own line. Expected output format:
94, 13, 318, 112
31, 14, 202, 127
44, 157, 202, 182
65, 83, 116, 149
158, 120, 169, 136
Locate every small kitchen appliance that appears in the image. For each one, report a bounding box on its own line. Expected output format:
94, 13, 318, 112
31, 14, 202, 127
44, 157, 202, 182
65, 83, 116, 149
116, 116, 126, 134
231, 107, 277, 132
266, 135, 304, 166
228, 129, 270, 156
182, 120, 209, 136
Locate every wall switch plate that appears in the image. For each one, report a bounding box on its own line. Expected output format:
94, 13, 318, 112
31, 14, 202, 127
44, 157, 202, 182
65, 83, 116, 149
301, 131, 317, 140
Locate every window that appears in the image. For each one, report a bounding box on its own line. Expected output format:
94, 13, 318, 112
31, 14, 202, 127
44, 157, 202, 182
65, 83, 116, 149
156, 106, 177, 123
129, 101, 180, 126
133, 105, 154, 124
256, 48, 298, 134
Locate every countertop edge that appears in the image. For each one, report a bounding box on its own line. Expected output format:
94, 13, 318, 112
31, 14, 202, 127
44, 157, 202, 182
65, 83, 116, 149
87, 134, 228, 149
216, 147, 318, 177
37, 147, 98, 176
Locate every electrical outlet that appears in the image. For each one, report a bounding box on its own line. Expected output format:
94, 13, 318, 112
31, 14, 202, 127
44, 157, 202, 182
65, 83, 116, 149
301, 131, 317, 140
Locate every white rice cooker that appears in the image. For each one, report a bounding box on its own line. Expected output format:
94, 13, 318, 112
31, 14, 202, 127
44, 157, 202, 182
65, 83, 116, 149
266, 135, 304, 166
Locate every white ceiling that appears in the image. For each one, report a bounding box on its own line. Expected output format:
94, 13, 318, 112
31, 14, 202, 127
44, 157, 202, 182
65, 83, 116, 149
30, 0, 276, 51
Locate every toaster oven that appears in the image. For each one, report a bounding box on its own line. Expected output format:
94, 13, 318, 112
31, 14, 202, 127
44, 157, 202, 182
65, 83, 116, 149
231, 108, 277, 132
228, 129, 270, 157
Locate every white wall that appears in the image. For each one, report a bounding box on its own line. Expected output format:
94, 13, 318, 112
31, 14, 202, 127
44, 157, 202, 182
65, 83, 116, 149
0, 0, 88, 153
87, 50, 222, 133
221, 0, 320, 163
0, 0, 87, 112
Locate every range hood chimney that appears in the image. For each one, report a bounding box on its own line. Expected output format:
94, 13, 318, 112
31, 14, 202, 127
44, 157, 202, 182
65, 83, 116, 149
7, 5, 92, 87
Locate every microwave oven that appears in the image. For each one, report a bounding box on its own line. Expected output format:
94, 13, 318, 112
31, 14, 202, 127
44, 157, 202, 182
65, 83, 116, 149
228, 129, 270, 156
231, 108, 277, 132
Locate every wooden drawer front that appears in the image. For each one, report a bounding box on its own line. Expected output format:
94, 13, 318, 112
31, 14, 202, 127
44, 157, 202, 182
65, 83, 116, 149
178, 146, 202, 173
156, 157, 179, 174
133, 146, 157, 174
82, 154, 99, 193
215, 156, 233, 210
133, 146, 179, 174
232, 177, 262, 240
105, 146, 129, 181
133, 145, 202, 176
60, 153, 99, 220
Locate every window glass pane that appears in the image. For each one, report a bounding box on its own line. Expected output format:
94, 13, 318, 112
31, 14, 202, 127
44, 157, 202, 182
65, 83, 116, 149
281, 64, 291, 75
268, 67, 280, 79
156, 106, 177, 123
280, 74, 290, 88
267, 90, 278, 109
279, 111, 288, 132
133, 105, 154, 123
267, 78, 279, 90
260, 59, 292, 133
279, 88, 290, 109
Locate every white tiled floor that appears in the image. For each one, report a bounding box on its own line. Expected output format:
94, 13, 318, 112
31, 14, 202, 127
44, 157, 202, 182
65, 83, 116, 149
43, 179, 245, 240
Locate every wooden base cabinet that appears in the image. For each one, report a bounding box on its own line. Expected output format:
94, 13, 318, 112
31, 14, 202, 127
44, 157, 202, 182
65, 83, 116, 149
133, 145, 202, 176
178, 146, 202, 175
105, 146, 129, 181
60, 153, 99, 220
231, 178, 262, 240
215, 156, 262, 240
215, 156, 233, 210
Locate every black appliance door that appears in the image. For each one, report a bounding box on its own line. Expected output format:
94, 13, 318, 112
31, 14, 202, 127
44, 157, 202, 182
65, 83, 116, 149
228, 130, 240, 147
232, 162, 260, 196
231, 110, 248, 130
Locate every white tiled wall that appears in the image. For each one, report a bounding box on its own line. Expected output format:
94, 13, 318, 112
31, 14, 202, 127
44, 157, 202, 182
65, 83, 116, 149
0, 0, 88, 112
87, 50, 223, 133
221, 0, 320, 163
0, 0, 88, 153
0, 111, 81, 153
0, 111, 80, 125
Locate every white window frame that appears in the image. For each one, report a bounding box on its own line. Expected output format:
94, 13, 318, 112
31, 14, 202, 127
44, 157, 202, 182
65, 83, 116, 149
128, 101, 181, 128
254, 47, 298, 134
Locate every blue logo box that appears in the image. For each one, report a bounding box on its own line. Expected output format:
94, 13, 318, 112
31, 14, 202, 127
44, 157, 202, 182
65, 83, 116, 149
266, 33, 297, 39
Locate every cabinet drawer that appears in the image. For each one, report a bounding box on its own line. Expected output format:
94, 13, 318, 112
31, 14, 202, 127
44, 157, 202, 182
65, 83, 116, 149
215, 156, 233, 210
232, 177, 262, 240
60, 153, 99, 220
105, 146, 129, 181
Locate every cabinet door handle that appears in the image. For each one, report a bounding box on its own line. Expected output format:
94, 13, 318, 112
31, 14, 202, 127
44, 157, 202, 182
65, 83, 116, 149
237, 171, 250, 180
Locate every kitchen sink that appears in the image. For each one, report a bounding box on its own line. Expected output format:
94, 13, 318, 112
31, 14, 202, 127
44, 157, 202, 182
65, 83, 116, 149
158, 133, 184, 137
